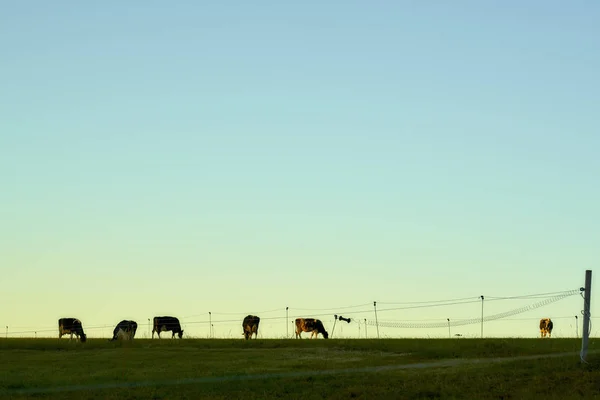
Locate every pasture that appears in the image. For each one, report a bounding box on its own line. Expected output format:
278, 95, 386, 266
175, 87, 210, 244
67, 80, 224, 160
0, 338, 598, 399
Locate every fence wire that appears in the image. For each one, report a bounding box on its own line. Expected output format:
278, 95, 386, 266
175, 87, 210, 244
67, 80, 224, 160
1, 289, 581, 337
366, 290, 578, 329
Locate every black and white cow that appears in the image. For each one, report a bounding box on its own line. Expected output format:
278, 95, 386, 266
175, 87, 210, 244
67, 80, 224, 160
242, 315, 260, 340
58, 318, 87, 342
110, 320, 138, 341
152, 316, 184, 339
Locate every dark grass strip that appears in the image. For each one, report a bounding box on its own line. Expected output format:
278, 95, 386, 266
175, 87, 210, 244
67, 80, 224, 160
2, 351, 593, 396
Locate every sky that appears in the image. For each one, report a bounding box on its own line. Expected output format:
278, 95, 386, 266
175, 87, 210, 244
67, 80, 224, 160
1, 1, 598, 340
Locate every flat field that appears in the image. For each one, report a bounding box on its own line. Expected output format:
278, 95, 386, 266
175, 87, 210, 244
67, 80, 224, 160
0, 338, 598, 399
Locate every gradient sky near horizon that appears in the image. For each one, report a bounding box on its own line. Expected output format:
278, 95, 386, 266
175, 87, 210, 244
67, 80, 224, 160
1, 1, 598, 339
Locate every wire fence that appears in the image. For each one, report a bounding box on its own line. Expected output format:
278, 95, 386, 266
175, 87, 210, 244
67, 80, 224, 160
0, 289, 585, 339
366, 290, 578, 329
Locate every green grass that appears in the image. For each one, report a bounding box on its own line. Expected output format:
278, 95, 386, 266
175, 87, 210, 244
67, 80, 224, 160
0, 338, 598, 399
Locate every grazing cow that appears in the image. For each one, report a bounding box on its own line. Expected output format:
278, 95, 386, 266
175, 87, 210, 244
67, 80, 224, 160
58, 318, 87, 342
295, 318, 329, 339
152, 316, 184, 339
540, 318, 553, 338
242, 315, 260, 340
110, 320, 138, 341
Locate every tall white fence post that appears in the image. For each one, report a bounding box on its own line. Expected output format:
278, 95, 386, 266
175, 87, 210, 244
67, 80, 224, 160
480, 295, 484, 338
581, 270, 592, 363
373, 301, 380, 339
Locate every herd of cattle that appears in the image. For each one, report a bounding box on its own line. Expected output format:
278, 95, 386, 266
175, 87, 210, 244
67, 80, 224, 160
57, 316, 554, 342
57, 315, 330, 342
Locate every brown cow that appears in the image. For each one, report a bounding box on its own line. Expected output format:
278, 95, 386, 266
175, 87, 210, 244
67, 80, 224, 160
242, 315, 260, 340
539, 318, 553, 338
295, 318, 329, 339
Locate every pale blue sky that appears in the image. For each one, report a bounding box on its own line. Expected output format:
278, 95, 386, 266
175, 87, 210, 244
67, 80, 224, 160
1, 1, 598, 339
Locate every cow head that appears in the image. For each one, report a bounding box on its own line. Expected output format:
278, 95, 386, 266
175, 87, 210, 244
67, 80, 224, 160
177, 330, 184, 339
322, 330, 329, 339
80, 333, 87, 343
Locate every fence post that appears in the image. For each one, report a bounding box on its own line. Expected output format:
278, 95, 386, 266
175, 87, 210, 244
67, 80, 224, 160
447, 318, 451, 338
286, 307, 289, 338
480, 295, 484, 338
5, 326, 7, 339
209, 312, 212, 338
575, 315, 579, 338
331, 315, 338, 338
373, 301, 380, 339
581, 270, 592, 363
364, 319, 368, 339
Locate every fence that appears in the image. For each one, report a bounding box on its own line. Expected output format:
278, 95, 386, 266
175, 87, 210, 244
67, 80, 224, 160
1, 288, 586, 340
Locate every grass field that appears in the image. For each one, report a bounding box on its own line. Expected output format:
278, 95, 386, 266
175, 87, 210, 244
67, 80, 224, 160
1, 338, 599, 399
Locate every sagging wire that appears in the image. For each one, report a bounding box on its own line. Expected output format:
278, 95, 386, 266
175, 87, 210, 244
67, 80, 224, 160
366, 290, 578, 329
183, 308, 284, 319
375, 299, 482, 313
486, 290, 577, 300
377, 296, 480, 305
287, 303, 373, 311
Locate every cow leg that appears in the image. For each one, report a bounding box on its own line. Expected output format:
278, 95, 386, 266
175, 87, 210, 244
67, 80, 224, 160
69, 333, 73, 341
